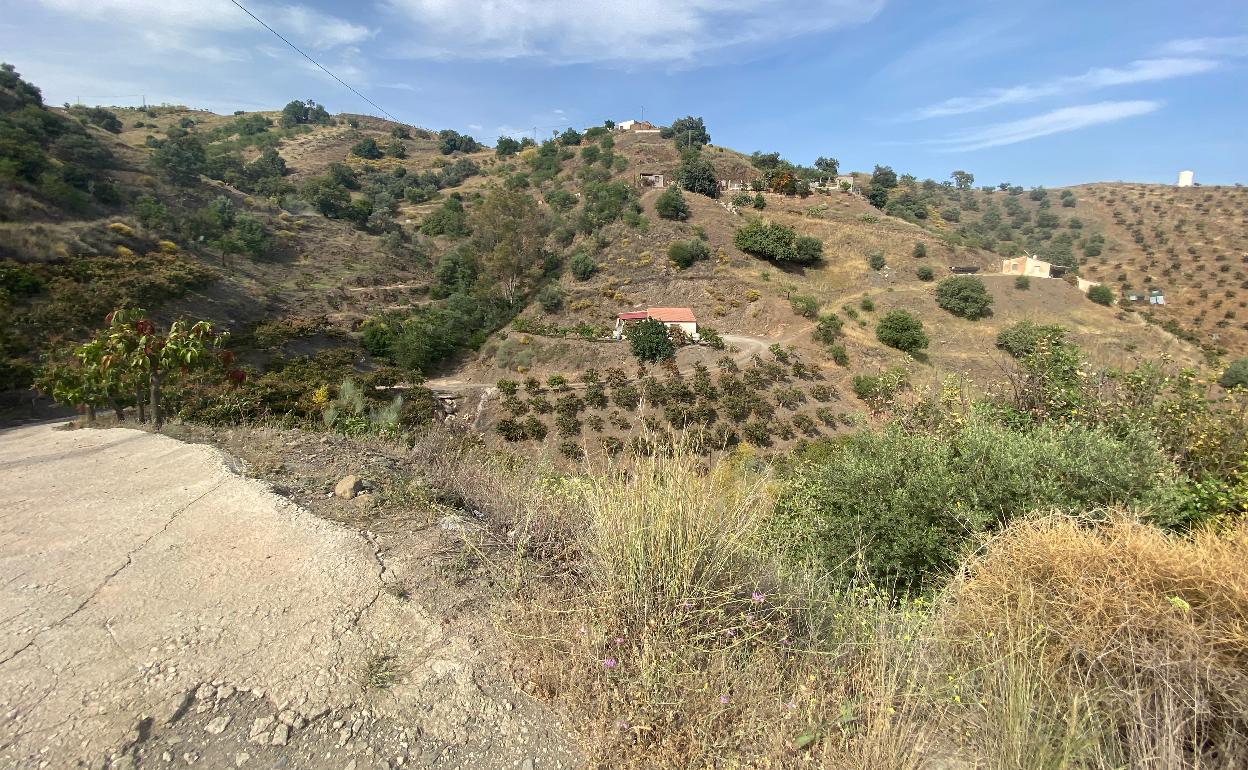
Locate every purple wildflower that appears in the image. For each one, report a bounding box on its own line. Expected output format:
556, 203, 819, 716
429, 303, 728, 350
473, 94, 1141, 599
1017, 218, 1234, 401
602, 657, 618, 669
719, 695, 730, 704
751, 591, 766, 603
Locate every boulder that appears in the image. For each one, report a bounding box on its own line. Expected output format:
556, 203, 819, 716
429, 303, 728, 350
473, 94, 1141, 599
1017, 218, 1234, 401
334, 475, 362, 500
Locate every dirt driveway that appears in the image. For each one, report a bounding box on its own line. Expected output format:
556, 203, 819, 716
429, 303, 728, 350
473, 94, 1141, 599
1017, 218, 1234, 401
0, 423, 577, 769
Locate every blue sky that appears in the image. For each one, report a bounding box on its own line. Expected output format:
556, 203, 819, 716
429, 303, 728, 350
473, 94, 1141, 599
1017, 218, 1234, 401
4, 0, 1246, 186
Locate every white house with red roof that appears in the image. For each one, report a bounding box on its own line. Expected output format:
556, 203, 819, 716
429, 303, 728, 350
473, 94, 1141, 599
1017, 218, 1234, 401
614, 307, 698, 340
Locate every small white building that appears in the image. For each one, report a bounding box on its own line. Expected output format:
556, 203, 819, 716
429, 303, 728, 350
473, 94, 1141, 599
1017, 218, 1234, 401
639, 172, 665, 188
614, 307, 698, 340
1178, 170, 1195, 187
1077, 277, 1101, 294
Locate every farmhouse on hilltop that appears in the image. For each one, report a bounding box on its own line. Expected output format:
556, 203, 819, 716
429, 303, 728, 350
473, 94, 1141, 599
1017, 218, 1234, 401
614, 307, 699, 340
1002, 255, 1066, 279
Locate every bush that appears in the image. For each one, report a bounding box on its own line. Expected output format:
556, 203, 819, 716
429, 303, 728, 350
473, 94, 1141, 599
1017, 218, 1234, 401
913, 242, 927, 258
995, 321, 1067, 359
935, 275, 994, 319
569, 251, 597, 281
1014, 275, 1030, 290
811, 313, 843, 345
734, 220, 821, 266
868, 252, 886, 270
772, 417, 1180, 591
497, 379, 520, 396
789, 294, 818, 318
1219, 358, 1248, 389
537, 285, 565, 313
916, 266, 934, 281
668, 238, 710, 269
752, 193, 765, 210
1087, 284, 1115, 306
828, 344, 848, 366
626, 319, 675, 362
655, 185, 690, 221
351, 138, 382, 159
875, 310, 929, 353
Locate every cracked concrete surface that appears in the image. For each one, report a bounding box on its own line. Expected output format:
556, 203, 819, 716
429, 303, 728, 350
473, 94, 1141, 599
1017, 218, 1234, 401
0, 424, 580, 769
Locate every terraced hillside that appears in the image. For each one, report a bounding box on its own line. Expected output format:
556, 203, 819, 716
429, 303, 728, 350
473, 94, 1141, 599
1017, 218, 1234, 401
0, 64, 1219, 458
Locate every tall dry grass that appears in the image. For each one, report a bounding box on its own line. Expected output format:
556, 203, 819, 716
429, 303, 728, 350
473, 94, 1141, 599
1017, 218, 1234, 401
942, 513, 1248, 769
422, 435, 1248, 768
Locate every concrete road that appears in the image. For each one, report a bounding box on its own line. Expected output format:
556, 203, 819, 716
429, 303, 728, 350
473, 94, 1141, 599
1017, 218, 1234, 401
0, 423, 576, 769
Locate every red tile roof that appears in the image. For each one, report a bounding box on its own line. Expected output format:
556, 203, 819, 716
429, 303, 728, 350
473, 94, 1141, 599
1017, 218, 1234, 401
616, 311, 649, 320
647, 307, 696, 323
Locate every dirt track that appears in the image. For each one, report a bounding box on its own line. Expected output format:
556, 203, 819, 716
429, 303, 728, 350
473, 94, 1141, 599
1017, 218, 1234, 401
0, 423, 577, 769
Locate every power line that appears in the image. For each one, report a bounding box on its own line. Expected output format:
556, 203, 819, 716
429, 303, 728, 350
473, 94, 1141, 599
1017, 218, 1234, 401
225, 0, 402, 124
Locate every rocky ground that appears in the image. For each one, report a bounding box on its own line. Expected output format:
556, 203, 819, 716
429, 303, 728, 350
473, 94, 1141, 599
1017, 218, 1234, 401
0, 422, 581, 769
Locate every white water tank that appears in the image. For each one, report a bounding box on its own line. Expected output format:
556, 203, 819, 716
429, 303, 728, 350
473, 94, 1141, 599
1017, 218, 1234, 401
1177, 170, 1195, 187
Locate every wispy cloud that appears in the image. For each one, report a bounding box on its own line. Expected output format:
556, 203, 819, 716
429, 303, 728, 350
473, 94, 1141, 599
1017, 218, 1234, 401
36, 0, 371, 56
1160, 35, 1248, 57
913, 58, 1213, 119
382, 0, 885, 65
933, 101, 1161, 151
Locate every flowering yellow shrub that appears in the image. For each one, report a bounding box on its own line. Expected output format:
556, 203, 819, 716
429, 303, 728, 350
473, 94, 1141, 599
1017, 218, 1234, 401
108, 222, 135, 237
114, 245, 135, 258
157, 240, 178, 254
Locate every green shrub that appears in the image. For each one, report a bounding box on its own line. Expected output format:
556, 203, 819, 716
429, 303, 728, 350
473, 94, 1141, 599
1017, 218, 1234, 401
497, 378, 519, 396
626, 319, 675, 362
868, 252, 886, 270
1219, 358, 1248, 389
351, 138, 382, 159
655, 185, 690, 221
569, 251, 597, 281
913, 242, 927, 258
771, 417, 1179, 591
829, 344, 848, 366
789, 294, 818, 318
935, 275, 994, 319
996, 321, 1066, 359
851, 368, 908, 403
875, 310, 928, 353
860, 296, 875, 312
1087, 284, 1115, 306
752, 193, 765, 210
811, 314, 843, 345
1014, 275, 1030, 290
522, 416, 547, 440
916, 266, 934, 281
698, 326, 725, 349
733, 220, 821, 265
537, 285, 565, 313
668, 238, 710, 269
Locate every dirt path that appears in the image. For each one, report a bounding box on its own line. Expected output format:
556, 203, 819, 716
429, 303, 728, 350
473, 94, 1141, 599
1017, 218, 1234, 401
0, 423, 579, 769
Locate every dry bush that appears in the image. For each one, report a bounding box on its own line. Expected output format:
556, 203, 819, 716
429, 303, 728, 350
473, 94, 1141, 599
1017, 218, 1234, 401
510, 451, 942, 768
940, 513, 1248, 768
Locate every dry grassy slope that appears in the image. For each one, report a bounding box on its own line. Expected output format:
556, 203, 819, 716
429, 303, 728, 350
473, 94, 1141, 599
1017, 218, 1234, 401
1071, 183, 1248, 352
18, 108, 481, 341
474, 132, 1201, 396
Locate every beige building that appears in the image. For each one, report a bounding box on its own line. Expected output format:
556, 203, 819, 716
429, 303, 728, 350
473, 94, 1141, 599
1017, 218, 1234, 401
1077, 277, 1101, 294
1002, 255, 1056, 279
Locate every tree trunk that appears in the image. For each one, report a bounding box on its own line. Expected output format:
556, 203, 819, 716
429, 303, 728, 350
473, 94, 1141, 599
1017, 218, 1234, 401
110, 397, 125, 422
84, 404, 96, 424
150, 373, 164, 430
136, 384, 146, 423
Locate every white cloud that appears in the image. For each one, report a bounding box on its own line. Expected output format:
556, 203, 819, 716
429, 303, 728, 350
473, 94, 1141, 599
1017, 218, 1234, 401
1161, 35, 1248, 57
934, 101, 1161, 151
914, 58, 1214, 119
36, 0, 370, 55
382, 0, 885, 65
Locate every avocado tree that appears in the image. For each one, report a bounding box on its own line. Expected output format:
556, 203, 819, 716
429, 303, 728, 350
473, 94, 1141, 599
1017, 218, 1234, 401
626, 319, 676, 362
36, 309, 241, 428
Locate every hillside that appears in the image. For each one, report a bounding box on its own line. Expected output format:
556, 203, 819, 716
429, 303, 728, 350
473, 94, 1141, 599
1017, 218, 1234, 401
0, 62, 1219, 457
